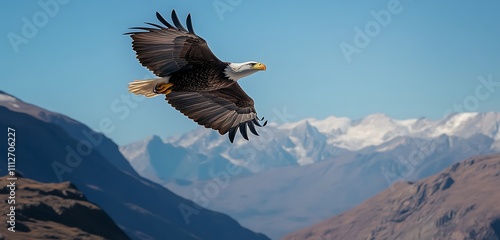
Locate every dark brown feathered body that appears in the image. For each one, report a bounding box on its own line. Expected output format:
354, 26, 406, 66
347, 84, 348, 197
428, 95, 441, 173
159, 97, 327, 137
169, 61, 233, 91
126, 10, 266, 143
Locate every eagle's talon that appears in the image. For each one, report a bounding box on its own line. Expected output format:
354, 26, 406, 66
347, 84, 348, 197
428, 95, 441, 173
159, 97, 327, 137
155, 83, 174, 95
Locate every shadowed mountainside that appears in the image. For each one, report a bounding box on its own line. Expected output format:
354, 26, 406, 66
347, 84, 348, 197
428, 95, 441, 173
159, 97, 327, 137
0, 91, 270, 240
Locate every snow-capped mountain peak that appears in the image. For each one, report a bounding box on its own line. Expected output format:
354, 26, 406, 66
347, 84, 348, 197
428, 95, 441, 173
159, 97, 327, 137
0, 92, 17, 102
308, 116, 351, 134
0, 91, 20, 108
122, 112, 500, 179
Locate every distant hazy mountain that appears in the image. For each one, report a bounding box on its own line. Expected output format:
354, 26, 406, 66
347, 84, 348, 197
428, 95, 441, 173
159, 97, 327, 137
122, 112, 500, 182
0, 175, 130, 240
284, 154, 500, 240
0, 91, 270, 240
121, 112, 499, 239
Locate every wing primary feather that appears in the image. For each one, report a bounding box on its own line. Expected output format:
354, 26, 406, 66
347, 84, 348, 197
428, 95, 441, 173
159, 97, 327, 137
252, 118, 262, 127
256, 116, 268, 126
218, 113, 238, 134
228, 126, 238, 143
156, 12, 175, 29
239, 123, 249, 140
247, 121, 259, 136
186, 14, 195, 34
145, 22, 164, 29
171, 10, 188, 32
128, 27, 155, 31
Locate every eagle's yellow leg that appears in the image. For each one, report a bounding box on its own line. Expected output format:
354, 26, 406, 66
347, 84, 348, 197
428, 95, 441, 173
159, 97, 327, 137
155, 83, 174, 95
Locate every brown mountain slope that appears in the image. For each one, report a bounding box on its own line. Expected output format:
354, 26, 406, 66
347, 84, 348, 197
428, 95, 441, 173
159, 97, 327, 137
284, 154, 500, 240
0, 175, 130, 240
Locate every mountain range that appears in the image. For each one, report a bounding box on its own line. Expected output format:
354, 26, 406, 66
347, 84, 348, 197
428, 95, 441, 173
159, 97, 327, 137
122, 112, 500, 181
0, 91, 269, 240
121, 112, 500, 239
3, 89, 499, 239
284, 154, 500, 240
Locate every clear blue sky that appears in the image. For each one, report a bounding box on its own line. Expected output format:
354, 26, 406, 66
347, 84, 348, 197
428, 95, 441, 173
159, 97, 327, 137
1, 0, 500, 144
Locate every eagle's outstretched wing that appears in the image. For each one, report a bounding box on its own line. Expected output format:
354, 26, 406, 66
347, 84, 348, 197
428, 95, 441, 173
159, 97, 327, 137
125, 10, 221, 77
166, 83, 267, 143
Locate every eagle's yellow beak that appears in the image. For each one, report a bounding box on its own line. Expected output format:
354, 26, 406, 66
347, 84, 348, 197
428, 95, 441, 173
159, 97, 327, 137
252, 62, 266, 71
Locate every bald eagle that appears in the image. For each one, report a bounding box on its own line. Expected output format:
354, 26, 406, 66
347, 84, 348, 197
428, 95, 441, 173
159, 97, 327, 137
126, 10, 267, 143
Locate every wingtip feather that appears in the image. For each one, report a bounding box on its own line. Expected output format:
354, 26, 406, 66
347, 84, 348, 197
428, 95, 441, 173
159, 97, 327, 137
156, 11, 175, 29
145, 22, 164, 29
186, 14, 195, 34
248, 121, 259, 136
171, 9, 188, 32
228, 126, 238, 143
239, 123, 249, 140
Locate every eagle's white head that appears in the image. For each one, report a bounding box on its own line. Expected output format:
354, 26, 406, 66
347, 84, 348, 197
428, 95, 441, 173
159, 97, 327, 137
224, 61, 266, 81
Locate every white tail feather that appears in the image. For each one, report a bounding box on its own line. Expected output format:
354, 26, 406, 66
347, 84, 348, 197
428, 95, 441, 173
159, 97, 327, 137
128, 78, 169, 98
